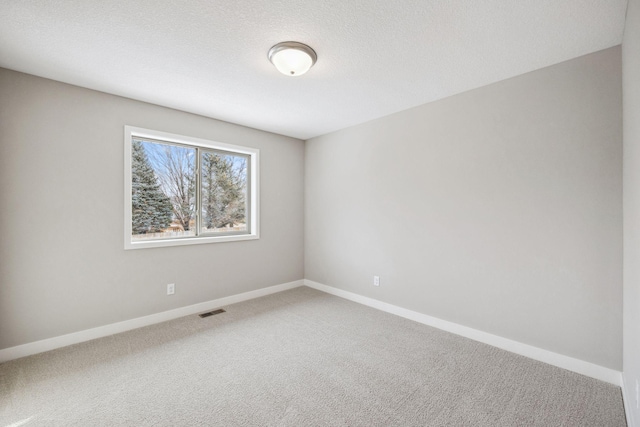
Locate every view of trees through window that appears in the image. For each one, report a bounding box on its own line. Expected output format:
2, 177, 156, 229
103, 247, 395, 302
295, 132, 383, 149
131, 138, 248, 241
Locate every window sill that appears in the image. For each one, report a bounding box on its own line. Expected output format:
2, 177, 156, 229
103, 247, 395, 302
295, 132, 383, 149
125, 232, 259, 250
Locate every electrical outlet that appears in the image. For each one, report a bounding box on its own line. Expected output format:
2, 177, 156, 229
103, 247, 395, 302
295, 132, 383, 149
167, 283, 175, 295
373, 276, 380, 287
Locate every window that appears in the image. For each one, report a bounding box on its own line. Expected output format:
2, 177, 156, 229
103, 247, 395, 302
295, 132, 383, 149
124, 126, 259, 249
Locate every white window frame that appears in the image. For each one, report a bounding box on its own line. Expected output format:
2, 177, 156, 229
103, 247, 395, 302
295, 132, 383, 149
124, 126, 260, 250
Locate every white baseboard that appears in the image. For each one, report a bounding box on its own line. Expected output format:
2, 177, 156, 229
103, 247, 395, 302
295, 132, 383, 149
0, 280, 304, 363
0, 277, 623, 389
304, 279, 622, 386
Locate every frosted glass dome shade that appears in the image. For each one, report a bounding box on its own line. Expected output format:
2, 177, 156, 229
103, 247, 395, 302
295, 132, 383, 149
268, 42, 317, 77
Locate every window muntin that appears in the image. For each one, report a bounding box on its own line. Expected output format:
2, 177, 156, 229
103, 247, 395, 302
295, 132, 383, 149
125, 126, 259, 249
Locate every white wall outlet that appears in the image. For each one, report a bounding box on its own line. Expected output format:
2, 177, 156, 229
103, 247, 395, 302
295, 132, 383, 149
373, 276, 380, 286
167, 283, 175, 295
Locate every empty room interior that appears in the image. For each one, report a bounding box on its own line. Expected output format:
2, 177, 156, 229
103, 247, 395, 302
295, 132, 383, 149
1, 1, 639, 426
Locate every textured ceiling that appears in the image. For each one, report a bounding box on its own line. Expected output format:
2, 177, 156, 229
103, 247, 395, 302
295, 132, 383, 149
0, 1, 629, 140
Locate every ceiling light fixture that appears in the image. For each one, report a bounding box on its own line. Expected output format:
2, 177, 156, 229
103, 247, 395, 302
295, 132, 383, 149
268, 41, 317, 77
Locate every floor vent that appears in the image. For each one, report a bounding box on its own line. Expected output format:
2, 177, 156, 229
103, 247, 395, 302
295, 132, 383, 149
199, 309, 226, 318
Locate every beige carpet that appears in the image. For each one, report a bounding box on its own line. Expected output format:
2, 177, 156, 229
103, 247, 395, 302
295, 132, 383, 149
0, 287, 627, 426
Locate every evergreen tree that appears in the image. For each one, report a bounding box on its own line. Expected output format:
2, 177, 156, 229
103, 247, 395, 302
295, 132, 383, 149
131, 140, 173, 234
201, 153, 246, 229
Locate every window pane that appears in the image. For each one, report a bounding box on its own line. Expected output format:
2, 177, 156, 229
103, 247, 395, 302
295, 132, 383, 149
131, 138, 196, 241
200, 150, 249, 234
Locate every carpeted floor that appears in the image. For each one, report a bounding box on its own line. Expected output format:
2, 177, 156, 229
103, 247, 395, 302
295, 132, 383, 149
0, 287, 627, 426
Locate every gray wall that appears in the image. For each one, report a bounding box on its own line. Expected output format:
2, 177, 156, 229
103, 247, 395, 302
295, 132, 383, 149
0, 69, 305, 350
623, 0, 640, 423
305, 47, 623, 370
